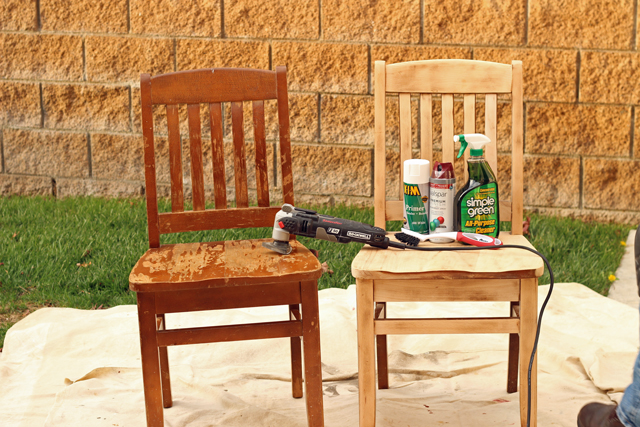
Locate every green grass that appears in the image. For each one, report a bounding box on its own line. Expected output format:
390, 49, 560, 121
0, 195, 634, 347
519, 214, 632, 294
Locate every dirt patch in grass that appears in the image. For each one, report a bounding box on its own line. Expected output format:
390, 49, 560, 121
0, 303, 55, 352
3, 304, 38, 322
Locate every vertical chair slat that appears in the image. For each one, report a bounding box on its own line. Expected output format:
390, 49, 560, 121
231, 101, 249, 208
210, 102, 227, 209
441, 94, 454, 163
166, 104, 184, 212
187, 104, 205, 211
141, 74, 160, 248
419, 94, 432, 164
276, 66, 294, 206
511, 61, 524, 234
374, 61, 387, 229
463, 94, 476, 183
253, 100, 270, 207
485, 94, 499, 175
399, 93, 412, 200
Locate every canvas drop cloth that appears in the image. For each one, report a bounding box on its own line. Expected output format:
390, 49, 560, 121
0, 282, 638, 427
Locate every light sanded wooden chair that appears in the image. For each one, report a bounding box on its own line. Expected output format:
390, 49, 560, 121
351, 59, 544, 426
129, 67, 324, 427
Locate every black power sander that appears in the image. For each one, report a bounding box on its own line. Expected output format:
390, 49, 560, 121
261, 204, 406, 254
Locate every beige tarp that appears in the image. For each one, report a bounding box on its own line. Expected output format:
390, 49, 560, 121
0, 283, 637, 426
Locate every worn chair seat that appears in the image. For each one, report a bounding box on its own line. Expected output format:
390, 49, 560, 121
130, 239, 322, 291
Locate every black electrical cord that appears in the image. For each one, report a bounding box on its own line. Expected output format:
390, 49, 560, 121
390, 242, 554, 427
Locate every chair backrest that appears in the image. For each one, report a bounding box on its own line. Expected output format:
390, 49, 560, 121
374, 59, 524, 235
140, 67, 294, 248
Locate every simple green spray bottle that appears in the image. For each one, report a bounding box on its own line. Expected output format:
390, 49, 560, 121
454, 133, 500, 238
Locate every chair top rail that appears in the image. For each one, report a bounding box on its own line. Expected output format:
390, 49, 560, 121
149, 68, 278, 105
385, 59, 513, 94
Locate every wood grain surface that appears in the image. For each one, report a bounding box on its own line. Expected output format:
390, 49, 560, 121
352, 233, 544, 279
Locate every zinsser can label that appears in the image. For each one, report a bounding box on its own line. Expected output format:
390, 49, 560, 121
402, 182, 429, 234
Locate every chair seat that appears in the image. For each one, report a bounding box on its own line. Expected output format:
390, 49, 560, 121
130, 239, 322, 292
351, 232, 544, 280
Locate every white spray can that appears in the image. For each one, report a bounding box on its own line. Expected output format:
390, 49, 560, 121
428, 161, 456, 242
402, 159, 430, 234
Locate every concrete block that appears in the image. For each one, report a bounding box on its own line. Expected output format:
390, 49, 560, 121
130, 0, 221, 37
91, 133, 144, 181
580, 51, 640, 104
3, 129, 89, 178
86, 36, 174, 83
291, 144, 372, 196
41, 0, 128, 33
372, 45, 471, 67
0, 81, 41, 127
0, 174, 53, 196
475, 48, 578, 102
529, 0, 634, 50
272, 41, 369, 94
0, 34, 83, 81
1, 0, 37, 31
323, 0, 420, 43
527, 103, 632, 156
321, 94, 374, 146
523, 155, 581, 208
635, 108, 640, 159
56, 178, 144, 198
424, 0, 526, 46
43, 84, 130, 131
226, 0, 318, 39
584, 159, 640, 210
176, 39, 269, 71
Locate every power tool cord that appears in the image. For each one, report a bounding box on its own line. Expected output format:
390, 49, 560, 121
392, 242, 554, 427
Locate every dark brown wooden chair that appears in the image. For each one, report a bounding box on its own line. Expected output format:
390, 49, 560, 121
129, 67, 324, 427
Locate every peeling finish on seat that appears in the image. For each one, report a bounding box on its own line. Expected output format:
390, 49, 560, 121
129, 239, 322, 291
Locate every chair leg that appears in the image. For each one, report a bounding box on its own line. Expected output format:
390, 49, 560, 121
157, 314, 173, 408
290, 304, 303, 398
507, 302, 519, 394
356, 278, 376, 427
300, 281, 324, 427
519, 278, 538, 427
136, 292, 164, 427
375, 302, 389, 389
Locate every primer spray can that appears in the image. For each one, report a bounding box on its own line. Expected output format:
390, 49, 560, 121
428, 161, 456, 242
402, 159, 430, 234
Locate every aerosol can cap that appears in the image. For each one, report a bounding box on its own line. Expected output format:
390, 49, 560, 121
430, 161, 454, 182
403, 159, 430, 185
455, 133, 491, 158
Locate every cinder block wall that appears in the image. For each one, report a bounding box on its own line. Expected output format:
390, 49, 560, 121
1, 0, 640, 223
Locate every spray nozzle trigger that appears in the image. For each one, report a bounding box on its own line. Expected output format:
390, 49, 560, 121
455, 135, 467, 159
455, 134, 491, 158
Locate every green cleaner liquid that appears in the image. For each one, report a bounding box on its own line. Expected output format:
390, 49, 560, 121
455, 155, 500, 238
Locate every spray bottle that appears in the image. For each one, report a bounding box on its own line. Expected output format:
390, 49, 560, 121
454, 133, 500, 238
402, 159, 430, 234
